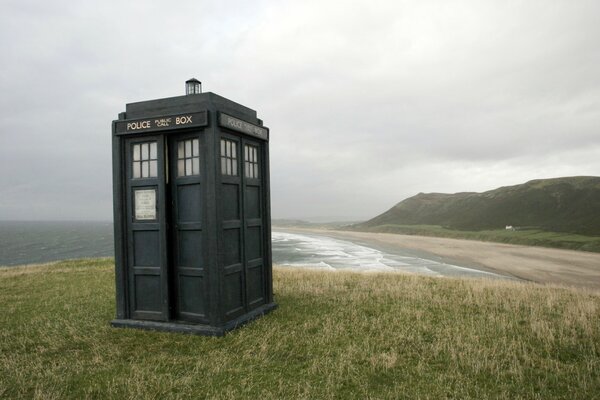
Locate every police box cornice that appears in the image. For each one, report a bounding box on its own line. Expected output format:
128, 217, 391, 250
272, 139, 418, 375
114, 99, 269, 141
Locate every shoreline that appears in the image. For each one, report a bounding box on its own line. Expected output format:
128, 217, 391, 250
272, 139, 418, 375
275, 227, 600, 290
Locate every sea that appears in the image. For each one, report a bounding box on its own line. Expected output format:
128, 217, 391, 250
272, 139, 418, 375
0, 221, 509, 280
0, 221, 114, 267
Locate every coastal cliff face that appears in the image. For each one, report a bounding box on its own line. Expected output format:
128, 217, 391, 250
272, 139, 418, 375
358, 176, 600, 235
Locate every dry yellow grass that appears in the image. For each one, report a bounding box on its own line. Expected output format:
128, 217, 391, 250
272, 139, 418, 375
0, 260, 599, 399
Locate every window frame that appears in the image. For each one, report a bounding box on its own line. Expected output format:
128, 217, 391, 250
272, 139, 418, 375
244, 144, 259, 179
220, 138, 238, 177
132, 141, 158, 179
177, 138, 200, 177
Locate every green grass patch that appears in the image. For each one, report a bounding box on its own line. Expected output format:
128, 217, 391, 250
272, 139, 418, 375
353, 224, 600, 252
1, 259, 600, 399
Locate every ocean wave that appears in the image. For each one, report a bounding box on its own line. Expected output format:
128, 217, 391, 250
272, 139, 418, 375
272, 231, 509, 280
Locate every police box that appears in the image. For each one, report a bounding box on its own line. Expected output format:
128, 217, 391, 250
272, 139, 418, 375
111, 79, 276, 335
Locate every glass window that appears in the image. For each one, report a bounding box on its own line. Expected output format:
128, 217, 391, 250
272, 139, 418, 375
220, 139, 238, 176
141, 161, 149, 178
149, 160, 157, 177
244, 144, 259, 179
178, 141, 184, 159
150, 142, 157, 159
177, 138, 200, 177
132, 141, 158, 179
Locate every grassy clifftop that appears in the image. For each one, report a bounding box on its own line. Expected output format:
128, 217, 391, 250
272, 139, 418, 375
1, 259, 600, 399
356, 176, 600, 236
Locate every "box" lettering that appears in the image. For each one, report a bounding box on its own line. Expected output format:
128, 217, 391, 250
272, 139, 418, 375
176, 116, 192, 125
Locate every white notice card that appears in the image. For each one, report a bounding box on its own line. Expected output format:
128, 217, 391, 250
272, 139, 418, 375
135, 189, 156, 220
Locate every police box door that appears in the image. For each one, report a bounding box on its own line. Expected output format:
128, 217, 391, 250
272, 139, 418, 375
125, 133, 207, 323
167, 133, 208, 323
219, 133, 266, 320
241, 137, 267, 312
125, 136, 169, 321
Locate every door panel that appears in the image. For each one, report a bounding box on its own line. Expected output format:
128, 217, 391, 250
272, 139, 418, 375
125, 137, 168, 321
218, 134, 267, 319
169, 134, 208, 323
219, 135, 246, 319
242, 138, 266, 309
177, 184, 202, 222
218, 133, 270, 320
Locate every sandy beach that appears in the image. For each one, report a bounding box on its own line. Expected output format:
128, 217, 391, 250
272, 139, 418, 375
278, 228, 600, 291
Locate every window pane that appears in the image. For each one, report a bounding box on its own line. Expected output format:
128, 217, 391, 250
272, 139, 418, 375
245, 162, 250, 178
245, 145, 249, 160
141, 143, 149, 160
192, 157, 199, 175
133, 161, 141, 178
150, 142, 157, 159
232, 142, 237, 158
178, 141, 184, 159
220, 140, 225, 156
133, 144, 140, 161
185, 159, 192, 176
185, 140, 192, 158
232, 159, 237, 176
227, 141, 231, 157
149, 160, 157, 177
254, 164, 258, 179
141, 161, 149, 178
178, 159, 185, 177
226, 159, 231, 175
221, 157, 227, 174
192, 139, 199, 157
254, 148, 258, 162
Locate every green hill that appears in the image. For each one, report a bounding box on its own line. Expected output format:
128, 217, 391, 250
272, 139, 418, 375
357, 176, 600, 236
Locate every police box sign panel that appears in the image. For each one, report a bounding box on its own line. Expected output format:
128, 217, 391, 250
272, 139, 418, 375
115, 111, 208, 134
219, 113, 269, 141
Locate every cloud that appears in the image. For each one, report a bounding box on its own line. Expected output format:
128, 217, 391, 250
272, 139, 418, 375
0, 0, 599, 220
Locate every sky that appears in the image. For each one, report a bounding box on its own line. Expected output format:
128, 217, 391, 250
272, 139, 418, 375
0, 0, 599, 221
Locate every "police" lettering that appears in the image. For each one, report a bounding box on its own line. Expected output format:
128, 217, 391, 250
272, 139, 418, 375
127, 120, 151, 130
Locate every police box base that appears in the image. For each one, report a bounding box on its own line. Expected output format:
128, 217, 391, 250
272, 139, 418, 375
111, 302, 278, 336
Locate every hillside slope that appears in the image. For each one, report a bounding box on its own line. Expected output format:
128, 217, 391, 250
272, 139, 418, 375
357, 176, 600, 235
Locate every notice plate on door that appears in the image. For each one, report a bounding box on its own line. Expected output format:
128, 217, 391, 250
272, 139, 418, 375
135, 189, 156, 220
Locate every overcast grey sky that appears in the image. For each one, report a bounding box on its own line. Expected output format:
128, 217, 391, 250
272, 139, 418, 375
1, 0, 599, 221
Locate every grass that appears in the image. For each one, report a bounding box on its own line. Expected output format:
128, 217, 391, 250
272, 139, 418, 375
351, 224, 600, 253
1, 259, 600, 399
